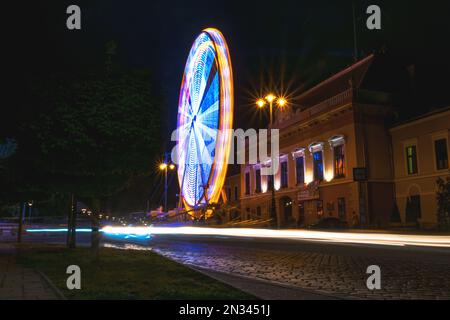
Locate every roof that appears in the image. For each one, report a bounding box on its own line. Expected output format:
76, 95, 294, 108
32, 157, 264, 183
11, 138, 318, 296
390, 105, 450, 131
298, 54, 375, 108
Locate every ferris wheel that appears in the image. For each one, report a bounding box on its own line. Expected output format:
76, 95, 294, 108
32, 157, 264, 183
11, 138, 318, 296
176, 28, 234, 214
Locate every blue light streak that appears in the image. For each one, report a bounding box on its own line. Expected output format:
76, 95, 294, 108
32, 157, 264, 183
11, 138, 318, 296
26, 228, 93, 233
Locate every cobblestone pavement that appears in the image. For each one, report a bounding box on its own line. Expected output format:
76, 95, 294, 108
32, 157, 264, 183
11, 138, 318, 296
152, 238, 450, 300
0, 244, 60, 300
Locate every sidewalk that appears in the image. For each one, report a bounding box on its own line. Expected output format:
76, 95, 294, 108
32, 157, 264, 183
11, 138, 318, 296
0, 244, 61, 300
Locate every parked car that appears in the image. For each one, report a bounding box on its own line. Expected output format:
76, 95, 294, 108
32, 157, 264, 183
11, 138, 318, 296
307, 217, 348, 230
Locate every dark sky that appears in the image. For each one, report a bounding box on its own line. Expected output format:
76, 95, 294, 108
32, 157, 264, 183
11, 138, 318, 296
4, 0, 450, 209
6, 0, 450, 148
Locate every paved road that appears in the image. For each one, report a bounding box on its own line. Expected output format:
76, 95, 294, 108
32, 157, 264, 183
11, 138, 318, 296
3, 231, 450, 300
146, 235, 450, 300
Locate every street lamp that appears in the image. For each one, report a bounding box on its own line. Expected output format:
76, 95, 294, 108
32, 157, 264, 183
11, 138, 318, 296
256, 94, 288, 228
159, 161, 176, 213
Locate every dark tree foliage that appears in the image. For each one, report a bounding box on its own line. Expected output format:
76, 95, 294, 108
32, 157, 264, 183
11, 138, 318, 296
1, 65, 162, 213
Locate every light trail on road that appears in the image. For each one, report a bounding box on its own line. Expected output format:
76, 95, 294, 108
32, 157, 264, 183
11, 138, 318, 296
99, 226, 450, 248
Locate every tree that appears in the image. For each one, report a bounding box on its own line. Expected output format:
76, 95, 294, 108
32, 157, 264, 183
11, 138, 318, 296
436, 175, 450, 231
2, 44, 163, 248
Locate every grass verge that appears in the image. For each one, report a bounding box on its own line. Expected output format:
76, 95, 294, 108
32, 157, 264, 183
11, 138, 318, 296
16, 244, 256, 300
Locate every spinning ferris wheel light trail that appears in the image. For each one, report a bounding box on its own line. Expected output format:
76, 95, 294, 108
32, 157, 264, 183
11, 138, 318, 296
176, 28, 234, 216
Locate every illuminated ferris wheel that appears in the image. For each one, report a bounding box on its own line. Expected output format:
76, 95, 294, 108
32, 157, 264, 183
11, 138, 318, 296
177, 28, 234, 214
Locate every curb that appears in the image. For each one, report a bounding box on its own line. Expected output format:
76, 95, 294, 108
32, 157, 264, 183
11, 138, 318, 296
189, 264, 359, 300
151, 249, 357, 300
36, 270, 67, 300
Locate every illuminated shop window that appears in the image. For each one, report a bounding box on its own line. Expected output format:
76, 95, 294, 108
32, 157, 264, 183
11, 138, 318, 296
280, 161, 288, 188
406, 145, 418, 175
334, 145, 345, 178
255, 168, 262, 193
435, 139, 449, 170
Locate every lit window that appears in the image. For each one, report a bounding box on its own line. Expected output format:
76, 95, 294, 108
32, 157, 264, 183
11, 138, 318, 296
334, 145, 345, 178
245, 172, 251, 195
406, 146, 418, 175
255, 169, 262, 193
435, 139, 449, 170
280, 161, 288, 188
313, 151, 324, 182
296, 156, 305, 185
267, 174, 274, 191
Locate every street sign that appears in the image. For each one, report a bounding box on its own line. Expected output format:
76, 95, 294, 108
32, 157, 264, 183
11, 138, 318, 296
353, 167, 368, 182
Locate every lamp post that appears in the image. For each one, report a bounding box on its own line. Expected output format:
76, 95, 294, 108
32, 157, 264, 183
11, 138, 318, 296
256, 94, 287, 228
160, 162, 176, 213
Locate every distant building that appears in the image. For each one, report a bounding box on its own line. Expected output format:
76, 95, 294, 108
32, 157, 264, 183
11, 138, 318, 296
390, 107, 450, 229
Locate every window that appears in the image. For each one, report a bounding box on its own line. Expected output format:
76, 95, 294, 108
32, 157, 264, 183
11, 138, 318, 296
338, 197, 346, 220
280, 161, 288, 188
227, 188, 231, 201
406, 145, 418, 175
435, 139, 449, 170
296, 156, 305, 185
256, 206, 262, 217
245, 172, 250, 195
334, 145, 345, 178
234, 186, 239, 201
255, 169, 262, 193
317, 200, 324, 217
313, 151, 324, 182
267, 174, 274, 191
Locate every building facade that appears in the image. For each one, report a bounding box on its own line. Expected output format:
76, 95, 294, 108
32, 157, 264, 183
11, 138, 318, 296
390, 108, 450, 229
222, 173, 241, 222
240, 55, 397, 228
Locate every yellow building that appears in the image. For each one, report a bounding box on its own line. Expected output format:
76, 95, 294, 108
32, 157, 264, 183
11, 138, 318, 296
390, 107, 450, 229
240, 55, 397, 228
222, 173, 241, 221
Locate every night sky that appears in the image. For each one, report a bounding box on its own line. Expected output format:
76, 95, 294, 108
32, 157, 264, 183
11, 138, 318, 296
7, 1, 450, 140
4, 0, 450, 208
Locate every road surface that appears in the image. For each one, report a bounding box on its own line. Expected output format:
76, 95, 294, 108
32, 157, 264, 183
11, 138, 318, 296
3, 228, 450, 300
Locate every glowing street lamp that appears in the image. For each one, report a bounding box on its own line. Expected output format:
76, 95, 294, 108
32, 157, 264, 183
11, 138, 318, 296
159, 161, 176, 213
277, 97, 287, 108
256, 99, 266, 109
255, 94, 288, 228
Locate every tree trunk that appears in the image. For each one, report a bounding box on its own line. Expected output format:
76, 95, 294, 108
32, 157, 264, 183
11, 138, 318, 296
17, 202, 25, 243
91, 213, 100, 261
89, 198, 102, 261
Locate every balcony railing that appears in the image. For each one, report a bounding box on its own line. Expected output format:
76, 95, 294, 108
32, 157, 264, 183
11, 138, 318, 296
276, 89, 354, 129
